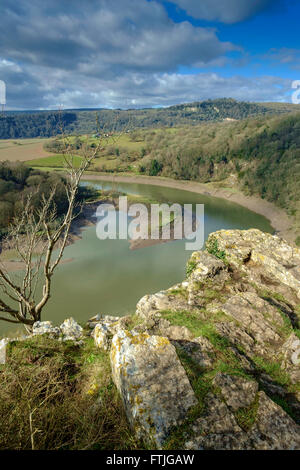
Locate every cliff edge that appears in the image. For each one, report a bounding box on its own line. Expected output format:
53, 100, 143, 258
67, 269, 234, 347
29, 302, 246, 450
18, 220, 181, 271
96, 229, 300, 449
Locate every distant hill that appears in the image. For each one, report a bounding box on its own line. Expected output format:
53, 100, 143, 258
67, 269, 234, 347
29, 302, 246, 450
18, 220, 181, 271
1, 98, 299, 139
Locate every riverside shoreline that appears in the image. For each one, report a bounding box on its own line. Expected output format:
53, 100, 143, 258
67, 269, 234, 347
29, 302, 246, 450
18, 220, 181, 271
82, 173, 295, 244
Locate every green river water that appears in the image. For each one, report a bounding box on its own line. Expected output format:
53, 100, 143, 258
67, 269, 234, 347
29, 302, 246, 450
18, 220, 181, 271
1, 180, 273, 334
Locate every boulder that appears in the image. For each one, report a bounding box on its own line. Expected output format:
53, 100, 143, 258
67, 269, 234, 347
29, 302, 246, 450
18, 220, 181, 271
32, 318, 83, 342
93, 323, 113, 351
87, 313, 121, 329
91, 315, 131, 350
110, 329, 197, 447
136, 290, 187, 319
60, 318, 83, 341
32, 321, 61, 338
176, 336, 216, 369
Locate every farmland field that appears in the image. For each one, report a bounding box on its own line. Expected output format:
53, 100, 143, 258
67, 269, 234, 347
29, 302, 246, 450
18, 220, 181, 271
0, 138, 52, 162
26, 154, 83, 168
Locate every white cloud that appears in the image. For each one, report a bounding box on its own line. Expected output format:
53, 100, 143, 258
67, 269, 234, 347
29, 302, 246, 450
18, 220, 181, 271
5, 67, 291, 110
0, 0, 234, 74
0, 0, 292, 109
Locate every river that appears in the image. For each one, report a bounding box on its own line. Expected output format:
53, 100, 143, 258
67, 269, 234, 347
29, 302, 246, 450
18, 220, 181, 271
0, 180, 273, 334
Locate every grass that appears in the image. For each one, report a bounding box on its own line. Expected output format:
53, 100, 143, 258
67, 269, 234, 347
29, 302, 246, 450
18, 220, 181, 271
235, 393, 260, 431
27, 154, 83, 168
168, 287, 189, 300
186, 259, 197, 278
160, 309, 208, 338
252, 356, 291, 387
0, 335, 141, 450
206, 236, 227, 263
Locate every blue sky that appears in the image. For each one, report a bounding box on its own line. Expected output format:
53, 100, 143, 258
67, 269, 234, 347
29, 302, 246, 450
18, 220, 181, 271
0, 0, 299, 109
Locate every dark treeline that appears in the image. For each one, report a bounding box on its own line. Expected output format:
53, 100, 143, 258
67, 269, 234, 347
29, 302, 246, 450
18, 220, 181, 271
0, 112, 77, 139
1, 98, 299, 139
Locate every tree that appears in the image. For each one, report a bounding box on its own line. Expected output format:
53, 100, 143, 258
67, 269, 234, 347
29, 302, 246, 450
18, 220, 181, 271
0, 129, 103, 329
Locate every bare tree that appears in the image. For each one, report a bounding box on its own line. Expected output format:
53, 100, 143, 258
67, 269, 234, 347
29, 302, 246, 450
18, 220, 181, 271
0, 124, 105, 329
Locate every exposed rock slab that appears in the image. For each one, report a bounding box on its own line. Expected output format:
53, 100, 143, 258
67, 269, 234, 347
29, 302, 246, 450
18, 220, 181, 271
110, 329, 197, 447
213, 373, 258, 411
247, 391, 300, 450
208, 229, 300, 303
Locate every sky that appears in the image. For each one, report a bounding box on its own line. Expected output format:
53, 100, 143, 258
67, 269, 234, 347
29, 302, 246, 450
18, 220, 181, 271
0, 0, 300, 110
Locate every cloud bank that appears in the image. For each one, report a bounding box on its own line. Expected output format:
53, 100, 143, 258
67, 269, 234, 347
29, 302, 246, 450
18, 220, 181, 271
0, 0, 293, 109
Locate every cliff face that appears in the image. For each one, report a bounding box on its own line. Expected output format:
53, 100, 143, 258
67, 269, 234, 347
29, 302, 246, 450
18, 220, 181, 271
2, 229, 300, 450
100, 229, 300, 449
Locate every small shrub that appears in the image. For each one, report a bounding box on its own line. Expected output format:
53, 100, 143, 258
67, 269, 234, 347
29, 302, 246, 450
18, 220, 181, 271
206, 237, 227, 262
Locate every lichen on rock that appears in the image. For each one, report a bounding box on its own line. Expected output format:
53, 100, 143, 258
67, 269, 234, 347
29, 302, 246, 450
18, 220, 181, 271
126, 229, 300, 449
110, 328, 197, 447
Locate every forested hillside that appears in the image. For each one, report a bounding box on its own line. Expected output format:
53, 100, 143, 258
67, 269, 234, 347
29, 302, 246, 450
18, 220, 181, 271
1, 98, 299, 139
135, 112, 300, 240
0, 112, 77, 139
0, 162, 95, 237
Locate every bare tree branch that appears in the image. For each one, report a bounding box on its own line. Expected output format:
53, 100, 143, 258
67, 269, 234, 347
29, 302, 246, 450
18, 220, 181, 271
0, 113, 110, 328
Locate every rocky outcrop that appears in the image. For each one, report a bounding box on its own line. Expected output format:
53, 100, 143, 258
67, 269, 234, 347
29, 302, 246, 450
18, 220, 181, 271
60, 318, 83, 341
32, 317, 83, 342
109, 229, 300, 449
110, 329, 197, 447
1, 229, 299, 450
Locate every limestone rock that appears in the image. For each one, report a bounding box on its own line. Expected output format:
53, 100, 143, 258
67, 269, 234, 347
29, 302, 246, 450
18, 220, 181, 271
91, 315, 131, 350
130, 229, 300, 450
135, 313, 193, 341
87, 313, 121, 329
110, 329, 197, 447
213, 373, 258, 411
208, 229, 300, 302
136, 290, 187, 319
186, 390, 300, 450
186, 394, 247, 450
164, 325, 193, 341
247, 392, 300, 450
32, 321, 61, 338
93, 323, 113, 351
186, 251, 228, 306
221, 292, 283, 348
187, 251, 226, 281
60, 318, 83, 341
176, 336, 216, 369
281, 333, 300, 384
215, 321, 255, 354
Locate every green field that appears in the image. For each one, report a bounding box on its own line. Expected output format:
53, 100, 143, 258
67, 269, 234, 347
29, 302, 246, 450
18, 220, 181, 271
27, 154, 83, 168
